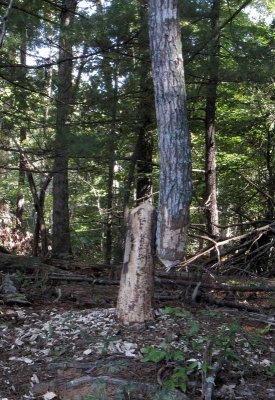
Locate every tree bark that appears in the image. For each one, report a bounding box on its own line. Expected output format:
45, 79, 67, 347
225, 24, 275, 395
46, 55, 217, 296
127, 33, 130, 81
116, 202, 156, 325
148, 0, 192, 270
204, 0, 221, 239
52, 0, 77, 257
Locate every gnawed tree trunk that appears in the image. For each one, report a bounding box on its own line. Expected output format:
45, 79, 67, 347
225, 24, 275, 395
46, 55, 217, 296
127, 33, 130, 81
204, 0, 221, 239
148, 0, 192, 270
116, 202, 156, 325
52, 0, 77, 257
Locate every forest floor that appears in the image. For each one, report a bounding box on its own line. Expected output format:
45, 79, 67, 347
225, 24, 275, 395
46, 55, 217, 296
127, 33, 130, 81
0, 266, 274, 400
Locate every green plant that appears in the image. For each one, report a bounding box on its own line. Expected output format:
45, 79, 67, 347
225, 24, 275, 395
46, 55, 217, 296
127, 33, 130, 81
161, 306, 192, 319
163, 366, 188, 393
212, 322, 242, 359
266, 364, 275, 377
142, 344, 185, 363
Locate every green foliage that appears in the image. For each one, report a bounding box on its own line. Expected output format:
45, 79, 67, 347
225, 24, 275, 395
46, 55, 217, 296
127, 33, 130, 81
161, 306, 192, 319
142, 345, 185, 363
0, 0, 273, 265
266, 364, 275, 377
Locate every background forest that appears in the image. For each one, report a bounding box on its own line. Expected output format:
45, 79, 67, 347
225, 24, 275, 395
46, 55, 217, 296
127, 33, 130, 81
0, 0, 274, 272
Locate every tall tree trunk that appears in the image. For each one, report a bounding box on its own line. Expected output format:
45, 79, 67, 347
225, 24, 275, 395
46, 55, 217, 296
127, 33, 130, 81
148, 0, 192, 270
136, 0, 153, 205
104, 72, 118, 265
96, 0, 119, 265
16, 33, 27, 228
204, 0, 221, 239
52, 0, 77, 257
265, 125, 274, 221
27, 172, 52, 257
113, 144, 138, 264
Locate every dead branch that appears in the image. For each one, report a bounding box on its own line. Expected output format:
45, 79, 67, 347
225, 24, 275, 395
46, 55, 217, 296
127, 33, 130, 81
203, 357, 224, 400
181, 222, 275, 273
204, 296, 266, 312
158, 278, 275, 292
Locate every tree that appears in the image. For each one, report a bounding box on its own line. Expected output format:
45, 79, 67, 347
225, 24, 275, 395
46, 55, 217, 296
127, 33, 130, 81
204, 0, 221, 239
148, 0, 192, 270
52, 0, 77, 257
117, 202, 156, 324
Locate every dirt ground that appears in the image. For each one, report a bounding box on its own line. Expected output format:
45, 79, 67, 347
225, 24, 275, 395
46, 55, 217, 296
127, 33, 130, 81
0, 275, 274, 400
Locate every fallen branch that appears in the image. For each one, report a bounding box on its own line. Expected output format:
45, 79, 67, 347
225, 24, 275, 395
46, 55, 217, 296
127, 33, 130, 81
203, 358, 224, 400
179, 222, 275, 270
32, 375, 189, 400
158, 278, 275, 292
204, 296, 266, 312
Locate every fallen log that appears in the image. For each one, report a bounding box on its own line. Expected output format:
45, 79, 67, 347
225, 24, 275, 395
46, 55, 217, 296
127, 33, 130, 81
158, 278, 275, 292
32, 375, 189, 400
204, 297, 266, 312
46, 272, 275, 293
0, 253, 67, 274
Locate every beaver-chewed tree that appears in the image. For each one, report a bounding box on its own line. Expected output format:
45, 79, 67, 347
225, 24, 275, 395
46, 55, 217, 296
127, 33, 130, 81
116, 202, 156, 325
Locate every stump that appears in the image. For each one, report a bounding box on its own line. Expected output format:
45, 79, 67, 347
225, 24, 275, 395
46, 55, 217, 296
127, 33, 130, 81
116, 202, 156, 325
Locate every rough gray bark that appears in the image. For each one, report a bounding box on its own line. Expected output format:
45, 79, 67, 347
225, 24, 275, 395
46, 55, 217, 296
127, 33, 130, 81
116, 202, 156, 324
52, 0, 77, 256
148, 0, 192, 270
205, 0, 221, 239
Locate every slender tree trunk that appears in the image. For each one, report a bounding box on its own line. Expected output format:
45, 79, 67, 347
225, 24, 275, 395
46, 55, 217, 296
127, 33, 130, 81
25, 170, 51, 257
96, 0, 119, 264
32, 175, 52, 257
204, 0, 221, 239
104, 73, 118, 265
265, 126, 274, 221
113, 144, 139, 264
16, 33, 27, 228
52, 0, 77, 257
136, 0, 153, 205
148, 0, 192, 270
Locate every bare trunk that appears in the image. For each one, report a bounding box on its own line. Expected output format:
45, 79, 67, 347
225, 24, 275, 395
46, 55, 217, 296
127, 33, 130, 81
16, 34, 27, 228
104, 73, 118, 265
52, 0, 77, 257
265, 126, 274, 221
113, 145, 138, 264
204, 0, 221, 239
148, 0, 192, 270
32, 175, 52, 257
136, 0, 153, 205
116, 202, 156, 325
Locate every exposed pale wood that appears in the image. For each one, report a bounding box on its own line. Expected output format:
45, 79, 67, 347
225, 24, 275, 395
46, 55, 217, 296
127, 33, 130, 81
117, 202, 156, 324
